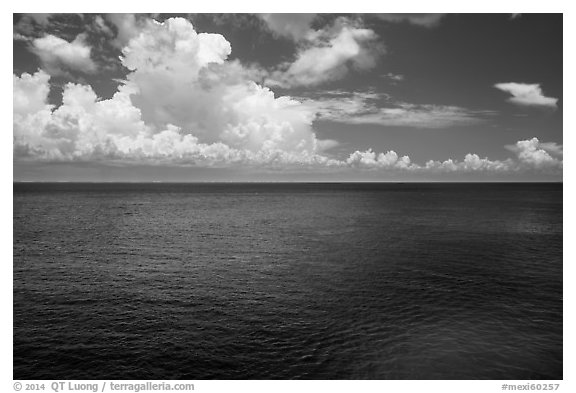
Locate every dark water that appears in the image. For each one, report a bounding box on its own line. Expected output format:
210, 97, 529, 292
13, 183, 562, 379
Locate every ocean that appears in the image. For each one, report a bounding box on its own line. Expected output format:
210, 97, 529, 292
13, 183, 562, 379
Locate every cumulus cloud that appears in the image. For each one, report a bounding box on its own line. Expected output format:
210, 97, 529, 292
105, 13, 149, 49
343, 137, 562, 175
412, 138, 562, 175
119, 17, 318, 154
266, 17, 383, 87
494, 82, 559, 109
505, 138, 563, 169
30, 33, 97, 75
422, 155, 513, 173
13, 70, 52, 116
346, 149, 412, 169
13, 18, 329, 166
299, 90, 493, 128
13, 16, 562, 178
258, 14, 317, 41
342, 148, 512, 174
14, 71, 148, 160
92, 15, 114, 37
13, 71, 561, 176
13, 70, 55, 158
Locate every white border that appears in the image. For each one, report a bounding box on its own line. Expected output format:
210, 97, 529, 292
4, 2, 572, 392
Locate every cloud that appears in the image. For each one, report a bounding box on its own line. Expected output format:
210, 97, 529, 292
105, 13, 149, 49
412, 138, 562, 175
92, 15, 114, 37
13, 17, 562, 178
258, 14, 444, 41
382, 73, 404, 82
14, 14, 54, 37
30, 33, 98, 75
373, 14, 445, 27
344, 103, 493, 128
538, 142, 563, 156
346, 149, 412, 169
266, 17, 383, 87
13, 70, 52, 116
13, 72, 561, 176
505, 137, 563, 169
13, 32, 31, 41
344, 137, 562, 175
299, 90, 493, 128
13, 70, 56, 159
13, 18, 328, 166
422, 155, 513, 173
27, 14, 53, 26
119, 17, 319, 155
13, 71, 149, 160
494, 82, 558, 109
258, 14, 317, 41
298, 90, 383, 119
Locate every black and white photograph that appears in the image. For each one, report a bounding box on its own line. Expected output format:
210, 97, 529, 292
10, 4, 569, 389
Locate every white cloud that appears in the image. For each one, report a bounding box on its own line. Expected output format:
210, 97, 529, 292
300, 91, 492, 128
494, 82, 558, 109
343, 149, 513, 174
422, 155, 513, 173
13, 70, 55, 159
382, 73, 404, 82
118, 17, 319, 155
258, 14, 317, 41
266, 17, 382, 88
13, 17, 562, 178
538, 142, 563, 156
415, 138, 562, 175
30, 33, 97, 75
14, 32, 32, 41
346, 104, 492, 128
505, 137, 563, 169
13, 18, 327, 166
299, 90, 382, 120
12, 73, 563, 175
13, 70, 52, 116
93, 15, 114, 37
105, 13, 148, 49
346, 149, 412, 169
342, 137, 562, 176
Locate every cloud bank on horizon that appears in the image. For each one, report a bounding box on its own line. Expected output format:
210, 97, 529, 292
13, 14, 563, 179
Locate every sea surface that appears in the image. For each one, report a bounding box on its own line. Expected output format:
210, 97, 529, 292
13, 183, 562, 379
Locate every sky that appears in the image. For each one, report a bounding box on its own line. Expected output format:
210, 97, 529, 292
12, 13, 563, 181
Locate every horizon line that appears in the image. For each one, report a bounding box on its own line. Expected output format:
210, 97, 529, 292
12, 180, 563, 184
